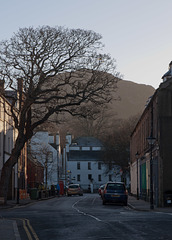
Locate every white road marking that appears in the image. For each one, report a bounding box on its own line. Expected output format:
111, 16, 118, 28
72, 197, 102, 222
155, 211, 172, 216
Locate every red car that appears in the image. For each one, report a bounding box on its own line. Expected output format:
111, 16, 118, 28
98, 184, 105, 197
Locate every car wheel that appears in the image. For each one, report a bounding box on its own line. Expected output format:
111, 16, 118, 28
124, 201, 128, 206
102, 200, 106, 205
68, 194, 71, 197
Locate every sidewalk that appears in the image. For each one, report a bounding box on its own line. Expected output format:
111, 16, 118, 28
0, 195, 172, 240
0, 197, 54, 240
128, 195, 172, 213
0, 219, 21, 240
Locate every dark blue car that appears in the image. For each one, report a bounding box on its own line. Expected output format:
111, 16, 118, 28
102, 182, 128, 205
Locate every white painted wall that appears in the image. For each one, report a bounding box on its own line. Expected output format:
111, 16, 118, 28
30, 131, 61, 187
66, 160, 121, 190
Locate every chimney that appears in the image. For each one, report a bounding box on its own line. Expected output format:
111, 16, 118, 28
66, 133, 72, 145
56, 133, 60, 145
18, 78, 23, 93
169, 61, 172, 74
48, 134, 55, 144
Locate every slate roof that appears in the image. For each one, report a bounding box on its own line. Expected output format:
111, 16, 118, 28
68, 150, 104, 161
71, 136, 103, 147
69, 136, 104, 162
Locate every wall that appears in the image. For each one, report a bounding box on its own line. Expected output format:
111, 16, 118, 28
66, 136, 121, 191
158, 82, 172, 198
30, 131, 61, 188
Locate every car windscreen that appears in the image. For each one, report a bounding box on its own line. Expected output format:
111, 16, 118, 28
106, 183, 125, 191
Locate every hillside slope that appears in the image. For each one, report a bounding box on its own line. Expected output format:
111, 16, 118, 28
38, 78, 155, 138
112, 79, 155, 119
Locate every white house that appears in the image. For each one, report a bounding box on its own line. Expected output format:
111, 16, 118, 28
64, 134, 121, 192
30, 131, 61, 188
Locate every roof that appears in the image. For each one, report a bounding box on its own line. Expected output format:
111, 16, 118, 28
68, 150, 104, 161
71, 136, 103, 147
68, 136, 104, 162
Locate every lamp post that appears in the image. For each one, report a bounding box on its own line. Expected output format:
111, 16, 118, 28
65, 139, 69, 187
135, 152, 139, 200
16, 167, 20, 204
147, 136, 156, 210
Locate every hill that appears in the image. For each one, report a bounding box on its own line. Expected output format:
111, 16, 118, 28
38, 77, 155, 140
112, 79, 155, 119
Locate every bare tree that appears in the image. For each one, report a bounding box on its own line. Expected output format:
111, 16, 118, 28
66, 103, 115, 138
29, 142, 56, 189
0, 26, 120, 203
102, 115, 140, 172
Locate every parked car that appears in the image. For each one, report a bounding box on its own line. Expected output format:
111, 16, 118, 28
67, 184, 83, 196
98, 184, 105, 197
102, 182, 128, 205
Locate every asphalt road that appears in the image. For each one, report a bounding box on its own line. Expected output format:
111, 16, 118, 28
1, 194, 172, 240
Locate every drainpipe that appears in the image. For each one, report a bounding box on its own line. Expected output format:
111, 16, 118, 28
3, 98, 5, 165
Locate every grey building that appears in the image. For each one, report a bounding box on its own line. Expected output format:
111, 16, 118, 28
130, 61, 172, 207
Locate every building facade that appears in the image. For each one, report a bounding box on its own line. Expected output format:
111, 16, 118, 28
130, 62, 172, 207
65, 135, 121, 192
30, 131, 62, 188
0, 86, 27, 200
27, 156, 44, 189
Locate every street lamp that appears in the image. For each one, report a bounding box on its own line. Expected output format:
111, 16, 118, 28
147, 136, 156, 209
135, 152, 139, 200
16, 165, 20, 204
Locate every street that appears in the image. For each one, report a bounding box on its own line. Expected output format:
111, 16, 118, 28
1, 194, 172, 240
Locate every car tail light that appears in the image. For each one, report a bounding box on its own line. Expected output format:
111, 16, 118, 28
125, 189, 128, 195
104, 189, 107, 194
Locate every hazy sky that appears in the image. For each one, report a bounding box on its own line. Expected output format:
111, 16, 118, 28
0, 0, 171, 89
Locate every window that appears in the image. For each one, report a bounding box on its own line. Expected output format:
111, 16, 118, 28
88, 174, 92, 180
77, 162, 80, 170
98, 174, 101, 181
88, 162, 91, 170
106, 183, 125, 191
77, 175, 80, 182
98, 162, 101, 170
109, 174, 112, 181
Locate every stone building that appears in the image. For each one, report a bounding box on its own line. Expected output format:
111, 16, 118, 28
0, 81, 27, 200
27, 156, 44, 189
130, 62, 172, 207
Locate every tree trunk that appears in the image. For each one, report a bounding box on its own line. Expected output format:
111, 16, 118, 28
0, 136, 25, 204
0, 156, 16, 204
